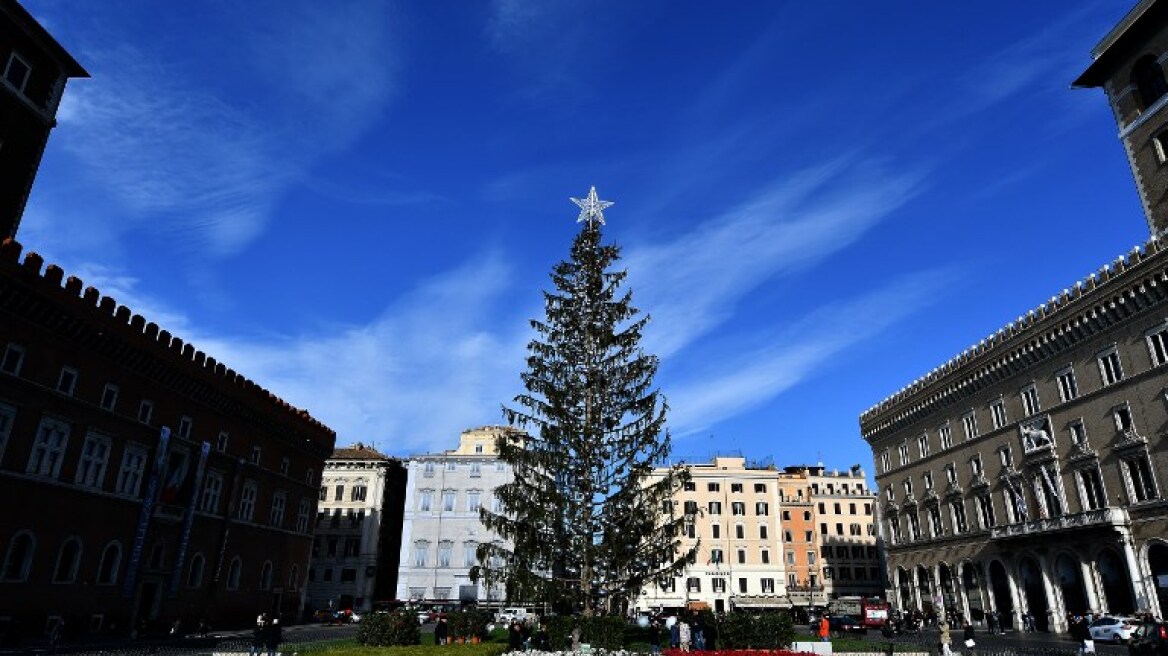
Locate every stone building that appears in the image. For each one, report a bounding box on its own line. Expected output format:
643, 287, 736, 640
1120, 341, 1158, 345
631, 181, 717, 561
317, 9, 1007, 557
0, 240, 335, 639
861, 0, 1168, 631
802, 465, 884, 601
305, 444, 406, 614
396, 426, 520, 605
0, 0, 87, 239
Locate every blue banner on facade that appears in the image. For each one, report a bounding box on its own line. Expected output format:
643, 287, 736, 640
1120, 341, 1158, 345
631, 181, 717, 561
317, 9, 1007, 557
122, 426, 171, 599
169, 440, 210, 595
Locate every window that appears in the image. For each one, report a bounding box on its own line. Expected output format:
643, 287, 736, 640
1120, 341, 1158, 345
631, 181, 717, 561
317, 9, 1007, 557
474, 444, 484, 454
270, 492, 287, 526
708, 501, 722, 515
96, 541, 121, 585
951, 501, 968, 533
351, 483, 368, 502
1098, 347, 1124, 386
1078, 468, 1107, 510
711, 524, 720, 538
0, 343, 24, 375
903, 479, 913, 497
710, 548, 724, 564
53, 538, 82, 583
908, 513, 921, 540
438, 542, 453, 567
731, 483, 743, 493
1069, 421, 1088, 446
761, 549, 770, 564
251, 445, 262, 465
492, 493, 503, 513
442, 490, 456, 512
1056, 367, 1079, 402
177, 416, 193, 439
76, 431, 112, 489
999, 446, 1013, 468
820, 522, 828, 535
464, 542, 478, 567
961, 411, 978, 440
1021, 385, 1041, 417
414, 542, 429, 567
944, 464, 957, 485
297, 498, 311, 532
100, 384, 119, 411
755, 501, 769, 516
2, 532, 35, 581
732, 502, 745, 515
807, 550, 817, 565
116, 444, 148, 497
334, 484, 345, 501
187, 553, 205, 588
735, 524, 745, 539
684, 481, 696, 491
424, 461, 435, 477
971, 455, 983, 478
340, 568, 356, 583
738, 577, 748, 593
138, 400, 153, 424
467, 490, 481, 511
708, 482, 720, 492
28, 416, 70, 478
687, 577, 701, 593
215, 431, 229, 453
280, 457, 289, 476
2, 52, 30, 93
1148, 323, 1168, 366
761, 578, 775, 593
446, 461, 456, 471
939, 423, 952, 449
754, 483, 767, 493
804, 529, 812, 541
1114, 405, 1136, 434
898, 443, 910, 466
227, 558, 242, 590
470, 462, 481, 477
1125, 456, 1159, 502
1132, 54, 1168, 110
880, 450, 891, 472
917, 433, 930, 458
238, 481, 257, 521
305, 468, 315, 485
1156, 130, 1168, 163
712, 578, 726, 593
50, 344, 81, 380
288, 564, 299, 590
990, 401, 1007, 429
419, 490, 433, 512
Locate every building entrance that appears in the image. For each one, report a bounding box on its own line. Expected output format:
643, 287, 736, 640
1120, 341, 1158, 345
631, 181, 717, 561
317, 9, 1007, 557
1055, 554, 1087, 615
1019, 557, 1049, 631
1098, 549, 1135, 614
989, 560, 1014, 630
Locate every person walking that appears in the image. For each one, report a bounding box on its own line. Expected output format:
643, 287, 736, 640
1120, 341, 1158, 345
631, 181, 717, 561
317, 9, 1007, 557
649, 621, 662, 655
963, 619, 976, 655
435, 617, 449, 645
670, 618, 681, 649
939, 620, 953, 656
679, 619, 692, 652
249, 617, 266, 656
263, 618, 282, 656
818, 615, 831, 642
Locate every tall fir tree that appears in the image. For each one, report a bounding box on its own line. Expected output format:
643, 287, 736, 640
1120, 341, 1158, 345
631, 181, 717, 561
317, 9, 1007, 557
478, 187, 695, 616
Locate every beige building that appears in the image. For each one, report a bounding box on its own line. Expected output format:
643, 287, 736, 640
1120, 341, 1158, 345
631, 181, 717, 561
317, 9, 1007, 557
861, 0, 1168, 633
803, 466, 883, 601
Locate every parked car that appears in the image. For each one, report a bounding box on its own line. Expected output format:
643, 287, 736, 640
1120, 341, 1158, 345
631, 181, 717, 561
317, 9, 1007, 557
496, 607, 529, 624
1129, 620, 1168, 656
1090, 616, 1139, 643
828, 615, 868, 636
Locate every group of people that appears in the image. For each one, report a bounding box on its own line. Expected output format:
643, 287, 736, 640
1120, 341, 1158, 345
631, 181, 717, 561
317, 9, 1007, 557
647, 616, 707, 652
249, 614, 283, 656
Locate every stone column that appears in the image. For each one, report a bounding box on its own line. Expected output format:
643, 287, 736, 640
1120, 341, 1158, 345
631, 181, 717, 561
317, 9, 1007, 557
957, 564, 972, 624
982, 561, 998, 615
1005, 561, 1025, 630
1037, 553, 1064, 633
1119, 534, 1150, 613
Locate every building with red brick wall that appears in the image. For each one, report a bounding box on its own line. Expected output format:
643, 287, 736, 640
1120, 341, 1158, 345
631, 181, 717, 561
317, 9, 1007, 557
0, 238, 336, 642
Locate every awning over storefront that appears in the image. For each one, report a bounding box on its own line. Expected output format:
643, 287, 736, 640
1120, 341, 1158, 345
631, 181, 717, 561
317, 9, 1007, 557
733, 595, 793, 609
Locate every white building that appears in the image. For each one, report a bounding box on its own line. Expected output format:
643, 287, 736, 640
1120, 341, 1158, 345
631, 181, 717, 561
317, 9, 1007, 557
305, 444, 405, 613
396, 426, 519, 604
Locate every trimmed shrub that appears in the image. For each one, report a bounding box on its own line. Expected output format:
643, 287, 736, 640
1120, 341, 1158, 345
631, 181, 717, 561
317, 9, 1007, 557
545, 615, 627, 651
356, 610, 421, 646
716, 612, 795, 649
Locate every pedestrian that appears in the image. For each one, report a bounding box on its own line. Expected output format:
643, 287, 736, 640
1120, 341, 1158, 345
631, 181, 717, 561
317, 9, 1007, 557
47, 620, 63, 655
198, 618, 209, 638
649, 621, 661, 655
670, 617, 681, 649
986, 611, 997, 635
435, 617, 448, 645
249, 617, 266, 656
679, 619, 691, 652
263, 618, 282, 656
1071, 615, 1094, 655
508, 620, 524, 651
694, 616, 706, 650
939, 620, 953, 656
818, 614, 831, 642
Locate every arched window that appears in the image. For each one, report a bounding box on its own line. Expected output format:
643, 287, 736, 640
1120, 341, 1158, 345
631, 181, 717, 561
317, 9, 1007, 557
2, 531, 35, 582
227, 557, 242, 590
53, 537, 83, 583
97, 541, 121, 585
288, 564, 299, 590
1133, 55, 1168, 109
187, 553, 205, 588
260, 561, 273, 590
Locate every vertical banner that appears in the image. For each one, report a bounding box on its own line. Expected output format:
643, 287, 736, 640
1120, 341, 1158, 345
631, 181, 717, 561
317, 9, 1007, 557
123, 426, 171, 599
169, 441, 210, 595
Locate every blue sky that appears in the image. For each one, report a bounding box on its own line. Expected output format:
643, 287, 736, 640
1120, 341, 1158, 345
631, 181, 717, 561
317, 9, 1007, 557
20, 1, 1147, 472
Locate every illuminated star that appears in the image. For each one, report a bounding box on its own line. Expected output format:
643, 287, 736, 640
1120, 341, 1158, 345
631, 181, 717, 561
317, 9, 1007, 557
570, 186, 614, 227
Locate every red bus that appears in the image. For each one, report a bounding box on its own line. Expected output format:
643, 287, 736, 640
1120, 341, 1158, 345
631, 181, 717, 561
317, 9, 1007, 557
828, 597, 890, 629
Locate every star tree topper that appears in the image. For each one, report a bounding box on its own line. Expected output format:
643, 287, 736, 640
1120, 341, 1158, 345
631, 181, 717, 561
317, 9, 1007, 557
571, 186, 614, 227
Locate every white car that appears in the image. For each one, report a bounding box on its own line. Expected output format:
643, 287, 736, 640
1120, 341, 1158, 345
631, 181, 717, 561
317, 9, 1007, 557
1088, 616, 1138, 643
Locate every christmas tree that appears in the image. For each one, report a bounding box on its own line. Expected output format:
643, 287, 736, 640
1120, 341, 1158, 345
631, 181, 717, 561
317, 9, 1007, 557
477, 187, 695, 616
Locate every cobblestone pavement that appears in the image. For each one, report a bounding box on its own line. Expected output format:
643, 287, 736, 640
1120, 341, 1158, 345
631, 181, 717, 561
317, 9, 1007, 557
832, 626, 1130, 656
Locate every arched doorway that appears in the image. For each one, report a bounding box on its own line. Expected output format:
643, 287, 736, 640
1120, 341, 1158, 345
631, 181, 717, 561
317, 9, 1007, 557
898, 567, 912, 612
1097, 548, 1135, 614
1150, 543, 1168, 619
917, 565, 934, 614
1055, 554, 1087, 615
939, 563, 958, 619
962, 562, 984, 622
989, 560, 1014, 630
1019, 556, 1049, 631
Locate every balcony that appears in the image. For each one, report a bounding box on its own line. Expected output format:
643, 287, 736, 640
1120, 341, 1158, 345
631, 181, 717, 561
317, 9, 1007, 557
989, 507, 1126, 540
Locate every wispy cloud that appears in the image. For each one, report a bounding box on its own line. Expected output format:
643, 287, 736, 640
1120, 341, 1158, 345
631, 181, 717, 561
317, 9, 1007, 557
664, 270, 955, 437
52, 2, 398, 256
625, 159, 926, 358
194, 253, 529, 455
